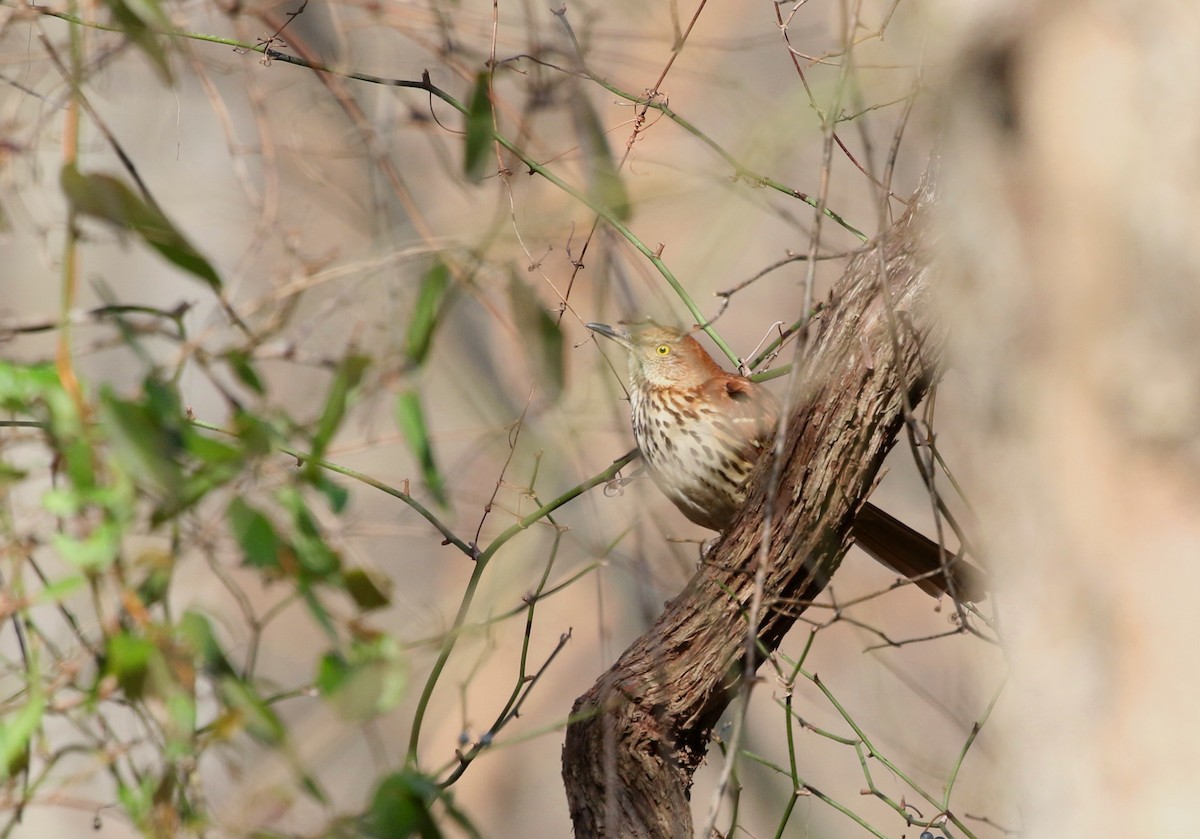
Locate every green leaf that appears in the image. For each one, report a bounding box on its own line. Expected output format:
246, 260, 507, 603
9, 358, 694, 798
299, 582, 339, 644
509, 274, 565, 400
116, 775, 159, 829
102, 0, 173, 82
177, 611, 235, 678
41, 488, 82, 518
180, 429, 243, 482
405, 260, 451, 366
299, 772, 329, 805
394, 390, 447, 506
570, 92, 630, 221
106, 622, 198, 759
293, 532, 341, 582
106, 632, 158, 699
0, 362, 60, 410
133, 550, 174, 607
225, 349, 265, 395
343, 567, 392, 611
312, 473, 350, 514
278, 488, 341, 579
232, 410, 274, 457
99, 386, 185, 505
309, 354, 370, 470
365, 771, 443, 839
315, 636, 406, 720
315, 652, 347, 695
183, 432, 242, 467
53, 519, 122, 571
163, 692, 197, 761
0, 363, 91, 485
364, 770, 480, 839
34, 573, 86, 605
228, 498, 281, 570
0, 692, 43, 779
100, 378, 242, 524
61, 164, 221, 288
0, 460, 28, 489
218, 677, 285, 746
59, 435, 100, 493
463, 73, 494, 184
181, 435, 244, 506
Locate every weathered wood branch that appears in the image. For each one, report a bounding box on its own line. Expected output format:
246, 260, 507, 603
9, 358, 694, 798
563, 180, 943, 838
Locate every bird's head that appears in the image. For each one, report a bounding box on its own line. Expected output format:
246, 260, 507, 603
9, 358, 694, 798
586, 321, 725, 389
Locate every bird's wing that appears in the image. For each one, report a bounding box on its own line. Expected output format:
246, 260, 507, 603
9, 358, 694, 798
711, 376, 780, 455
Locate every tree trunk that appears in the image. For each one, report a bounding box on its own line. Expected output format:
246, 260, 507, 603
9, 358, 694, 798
563, 180, 944, 837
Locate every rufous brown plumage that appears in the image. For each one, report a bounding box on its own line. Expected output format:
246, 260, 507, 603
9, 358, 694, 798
587, 321, 985, 602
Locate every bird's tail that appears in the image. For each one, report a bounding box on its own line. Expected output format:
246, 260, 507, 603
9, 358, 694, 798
851, 502, 988, 602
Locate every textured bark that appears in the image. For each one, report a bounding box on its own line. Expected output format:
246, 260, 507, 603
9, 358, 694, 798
563, 181, 943, 838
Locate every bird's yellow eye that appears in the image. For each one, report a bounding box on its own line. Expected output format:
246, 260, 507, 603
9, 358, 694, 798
656, 344, 671, 356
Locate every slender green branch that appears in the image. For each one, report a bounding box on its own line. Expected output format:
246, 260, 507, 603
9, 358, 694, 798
406, 449, 637, 765
10, 3, 874, 363
580, 75, 867, 243
476, 450, 637, 565
497, 43, 867, 241
188, 418, 473, 556
402, 561, 602, 651
778, 704, 860, 747
740, 751, 891, 839
943, 676, 1006, 809
749, 364, 793, 383
808, 671, 978, 839
437, 523, 565, 788
777, 648, 983, 834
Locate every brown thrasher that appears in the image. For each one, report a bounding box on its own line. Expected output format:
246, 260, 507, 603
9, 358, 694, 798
587, 321, 985, 602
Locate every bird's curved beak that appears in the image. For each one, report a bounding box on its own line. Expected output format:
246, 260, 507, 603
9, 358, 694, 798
585, 322, 634, 350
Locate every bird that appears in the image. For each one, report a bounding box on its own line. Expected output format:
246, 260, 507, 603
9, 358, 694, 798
586, 320, 986, 602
